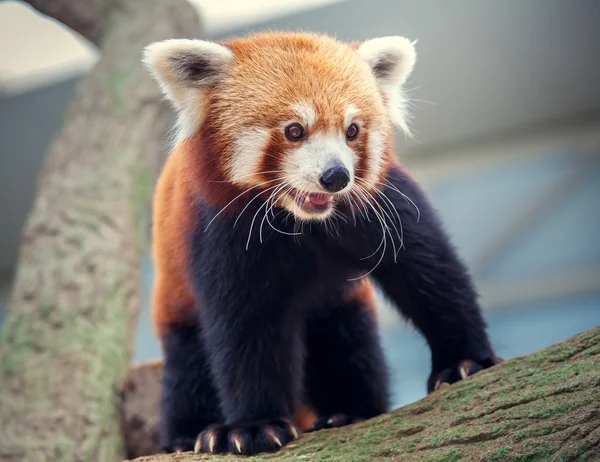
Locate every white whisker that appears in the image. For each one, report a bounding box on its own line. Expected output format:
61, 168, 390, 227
262, 183, 301, 238
356, 183, 398, 261
246, 200, 269, 250
234, 183, 282, 228
378, 180, 421, 222
351, 186, 387, 260
371, 187, 404, 254
205, 178, 284, 231
341, 194, 358, 226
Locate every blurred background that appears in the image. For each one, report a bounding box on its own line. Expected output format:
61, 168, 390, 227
1, 0, 599, 410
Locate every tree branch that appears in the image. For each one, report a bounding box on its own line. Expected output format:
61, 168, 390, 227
0, 1, 200, 461
23, 0, 115, 45
123, 327, 600, 462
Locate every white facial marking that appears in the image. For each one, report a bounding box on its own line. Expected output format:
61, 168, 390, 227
142, 39, 234, 143
344, 105, 359, 128
358, 36, 417, 136
229, 128, 270, 185
284, 132, 356, 195
282, 131, 358, 221
364, 130, 385, 187
358, 37, 416, 86
292, 101, 317, 127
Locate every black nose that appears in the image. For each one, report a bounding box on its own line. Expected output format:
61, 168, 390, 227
320, 165, 350, 192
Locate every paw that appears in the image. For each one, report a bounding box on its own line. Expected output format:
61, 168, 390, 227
308, 413, 365, 432
428, 356, 502, 393
194, 419, 299, 455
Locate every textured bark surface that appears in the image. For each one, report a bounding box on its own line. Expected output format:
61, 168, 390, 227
121, 360, 164, 459
23, 0, 115, 45
124, 328, 600, 462
0, 2, 200, 461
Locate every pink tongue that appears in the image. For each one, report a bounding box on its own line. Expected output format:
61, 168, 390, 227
308, 193, 332, 206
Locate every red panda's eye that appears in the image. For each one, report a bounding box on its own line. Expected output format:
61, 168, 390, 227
346, 123, 359, 141
285, 123, 305, 141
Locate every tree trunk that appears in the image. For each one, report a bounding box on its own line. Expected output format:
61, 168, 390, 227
23, 0, 115, 45
0, 2, 200, 461
123, 327, 600, 462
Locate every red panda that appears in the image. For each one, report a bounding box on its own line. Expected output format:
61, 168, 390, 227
143, 31, 500, 455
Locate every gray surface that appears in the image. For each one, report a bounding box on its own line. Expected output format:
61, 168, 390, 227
383, 294, 600, 409
481, 160, 600, 281
431, 153, 574, 267
430, 151, 600, 282
0, 274, 11, 326
210, 0, 600, 153
0, 77, 81, 273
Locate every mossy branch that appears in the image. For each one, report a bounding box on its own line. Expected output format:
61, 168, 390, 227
0, 2, 200, 461
123, 327, 600, 462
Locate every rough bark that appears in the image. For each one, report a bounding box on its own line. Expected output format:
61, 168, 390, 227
123, 327, 600, 462
121, 359, 164, 459
0, 1, 200, 461
23, 0, 115, 46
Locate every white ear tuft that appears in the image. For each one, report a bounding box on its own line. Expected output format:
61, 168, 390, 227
358, 37, 417, 134
358, 36, 416, 86
142, 39, 233, 140
142, 39, 233, 102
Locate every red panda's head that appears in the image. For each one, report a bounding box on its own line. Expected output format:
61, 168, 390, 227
143, 32, 416, 221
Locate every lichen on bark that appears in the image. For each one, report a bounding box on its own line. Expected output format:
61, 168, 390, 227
124, 327, 600, 462
0, 1, 200, 461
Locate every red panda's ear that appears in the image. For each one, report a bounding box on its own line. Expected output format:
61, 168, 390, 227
357, 36, 417, 135
142, 39, 233, 139
358, 36, 416, 87
143, 39, 233, 102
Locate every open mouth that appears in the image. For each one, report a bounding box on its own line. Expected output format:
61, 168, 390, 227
292, 191, 335, 215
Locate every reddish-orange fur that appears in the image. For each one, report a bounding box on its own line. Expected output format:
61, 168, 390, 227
145, 34, 500, 453
151, 32, 397, 431
152, 33, 395, 337
151, 141, 197, 339
347, 278, 378, 317
295, 405, 318, 432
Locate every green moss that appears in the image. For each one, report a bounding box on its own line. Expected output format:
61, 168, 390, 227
485, 447, 513, 461
514, 450, 555, 462
0, 353, 17, 376
581, 345, 600, 357
448, 412, 477, 426
521, 422, 570, 439
426, 448, 462, 462
106, 64, 137, 118
0, 269, 132, 460
52, 435, 76, 458
406, 399, 436, 415
133, 167, 153, 248
556, 443, 591, 461
533, 402, 570, 419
